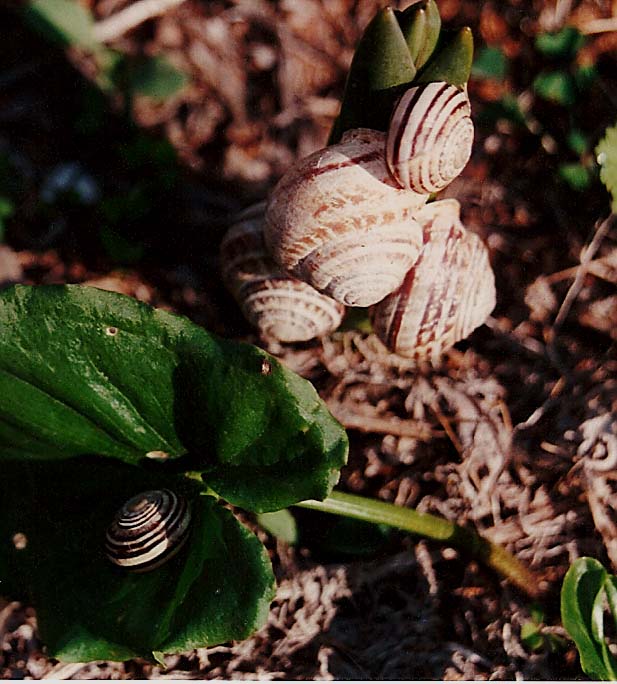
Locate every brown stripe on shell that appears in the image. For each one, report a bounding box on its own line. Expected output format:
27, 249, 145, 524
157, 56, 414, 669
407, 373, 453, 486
389, 86, 428, 187
265, 128, 427, 306
410, 83, 455, 158
220, 202, 345, 342
371, 200, 495, 362
386, 82, 474, 194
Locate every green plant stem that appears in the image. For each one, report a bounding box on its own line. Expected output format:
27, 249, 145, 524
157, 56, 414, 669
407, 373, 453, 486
297, 490, 542, 598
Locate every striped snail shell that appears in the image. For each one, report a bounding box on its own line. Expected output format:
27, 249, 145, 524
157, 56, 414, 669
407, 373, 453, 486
221, 202, 345, 342
386, 82, 474, 194
105, 489, 191, 572
265, 128, 428, 307
371, 199, 495, 362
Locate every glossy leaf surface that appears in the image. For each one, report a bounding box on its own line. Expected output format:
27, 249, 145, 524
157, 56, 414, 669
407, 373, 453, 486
0, 458, 275, 661
561, 557, 617, 680
0, 285, 347, 512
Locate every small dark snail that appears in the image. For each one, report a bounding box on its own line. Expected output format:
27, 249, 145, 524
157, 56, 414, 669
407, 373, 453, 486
105, 489, 191, 572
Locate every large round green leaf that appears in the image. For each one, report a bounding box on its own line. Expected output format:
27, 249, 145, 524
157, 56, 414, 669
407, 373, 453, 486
0, 285, 347, 511
0, 458, 275, 661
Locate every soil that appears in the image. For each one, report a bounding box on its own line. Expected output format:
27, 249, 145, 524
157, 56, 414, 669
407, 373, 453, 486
1, 0, 617, 679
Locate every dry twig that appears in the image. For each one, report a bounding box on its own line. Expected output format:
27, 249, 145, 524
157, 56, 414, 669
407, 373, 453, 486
93, 0, 187, 43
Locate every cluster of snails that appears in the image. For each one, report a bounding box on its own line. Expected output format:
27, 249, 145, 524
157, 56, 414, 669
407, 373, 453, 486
105, 489, 191, 572
220, 81, 496, 362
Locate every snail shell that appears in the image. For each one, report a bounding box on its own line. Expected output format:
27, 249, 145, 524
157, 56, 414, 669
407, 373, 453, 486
386, 82, 474, 193
221, 202, 345, 343
265, 128, 427, 307
105, 489, 191, 572
371, 199, 495, 362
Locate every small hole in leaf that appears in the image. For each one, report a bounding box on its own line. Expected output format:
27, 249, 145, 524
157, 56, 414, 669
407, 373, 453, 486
105, 326, 119, 336
12, 532, 27, 550
261, 359, 272, 375
145, 450, 169, 460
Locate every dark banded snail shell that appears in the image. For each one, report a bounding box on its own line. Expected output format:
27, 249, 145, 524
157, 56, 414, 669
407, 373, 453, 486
386, 81, 474, 194
105, 489, 191, 572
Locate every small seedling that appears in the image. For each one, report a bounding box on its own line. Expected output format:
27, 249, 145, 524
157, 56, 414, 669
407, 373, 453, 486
561, 557, 617, 680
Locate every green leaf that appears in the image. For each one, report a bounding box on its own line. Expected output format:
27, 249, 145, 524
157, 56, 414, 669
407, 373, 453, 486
0, 196, 14, 243
99, 225, 145, 265
414, 0, 441, 70
478, 93, 527, 128
397, 2, 428, 63
339, 307, 373, 333
0, 285, 347, 512
0, 458, 275, 661
521, 622, 544, 652
24, 0, 98, 49
530, 604, 545, 625
559, 163, 592, 191
574, 64, 597, 92
567, 129, 589, 156
330, 8, 416, 142
0, 196, 14, 219
535, 27, 585, 60
561, 557, 617, 680
532, 70, 577, 106
257, 509, 298, 545
152, 651, 166, 668
416, 27, 474, 88
596, 123, 617, 212
604, 575, 617, 621
472, 46, 507, 80
313, 515, 391, 558
128, 56, 189, 101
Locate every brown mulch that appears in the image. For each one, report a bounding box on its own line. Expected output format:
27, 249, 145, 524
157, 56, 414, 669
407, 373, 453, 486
2, 0, 617, 679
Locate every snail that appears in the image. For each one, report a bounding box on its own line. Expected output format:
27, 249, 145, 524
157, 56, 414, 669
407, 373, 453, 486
264, 128, 428, 307
220, 202, 345, 342
105, 489, 191, 572
386, 81, 473, 193
370, 199, 495, 361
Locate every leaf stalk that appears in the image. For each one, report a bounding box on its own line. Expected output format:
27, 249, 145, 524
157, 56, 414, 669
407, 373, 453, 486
297, 489, 542, 598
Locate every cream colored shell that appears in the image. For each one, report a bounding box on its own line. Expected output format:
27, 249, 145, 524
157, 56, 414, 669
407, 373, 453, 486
371, 199, 495, 361
220, 202, 345, 343
387, 82, 474, 194
265, 128, 427, 307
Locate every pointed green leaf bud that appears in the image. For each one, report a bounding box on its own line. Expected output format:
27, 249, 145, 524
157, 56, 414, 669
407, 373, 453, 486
397, 2, 428, 63
330, 7, 416, 142
414, 0, 441, 69
416, 26, 474, 88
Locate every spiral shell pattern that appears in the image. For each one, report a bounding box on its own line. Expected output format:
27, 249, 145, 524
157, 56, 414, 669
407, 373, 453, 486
371, 199, 495, 362
387, 82, 474, 193
105, 489, 191, 572
265, 128, 427, 307
221, 202, 345, 342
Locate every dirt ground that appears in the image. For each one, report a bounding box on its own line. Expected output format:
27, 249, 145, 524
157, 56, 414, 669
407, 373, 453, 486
2, 0, 617, 679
